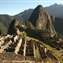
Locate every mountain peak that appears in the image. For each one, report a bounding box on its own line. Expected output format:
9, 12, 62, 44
28, 5, 44, 27
53, 3, 58, 6
34, 5, 43, 11
36, 5, 43, 9
50, 3, 63, 7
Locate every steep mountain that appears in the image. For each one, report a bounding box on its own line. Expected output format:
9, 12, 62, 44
28, 5, 56, 38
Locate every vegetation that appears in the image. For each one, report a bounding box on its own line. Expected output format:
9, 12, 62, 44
0, 22, 7, 34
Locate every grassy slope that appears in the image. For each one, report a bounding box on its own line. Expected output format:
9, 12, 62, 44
42, 42, 63, 63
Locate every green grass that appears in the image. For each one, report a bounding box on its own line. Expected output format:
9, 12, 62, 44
42, 42, 63, 63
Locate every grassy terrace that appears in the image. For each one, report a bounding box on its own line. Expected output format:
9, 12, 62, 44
42, 42, 63, 63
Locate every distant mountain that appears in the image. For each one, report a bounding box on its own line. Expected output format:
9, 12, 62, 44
16, 9, 33, 21
46, 3, 63, 18
54, 17, 63, 34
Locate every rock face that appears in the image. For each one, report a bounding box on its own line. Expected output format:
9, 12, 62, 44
29, 5, 56, 37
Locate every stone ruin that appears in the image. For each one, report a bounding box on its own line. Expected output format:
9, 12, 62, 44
0, 5, 60, 63
0, 31, 58, 63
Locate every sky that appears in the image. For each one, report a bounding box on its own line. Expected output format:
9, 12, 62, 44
0, 0, 63, 15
